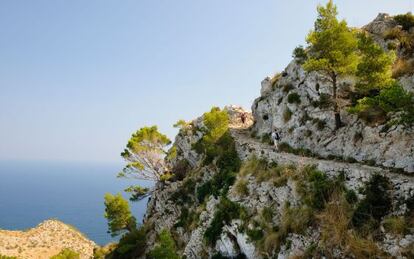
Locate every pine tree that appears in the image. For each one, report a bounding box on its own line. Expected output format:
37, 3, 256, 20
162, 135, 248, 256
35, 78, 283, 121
304, 0, 359, 130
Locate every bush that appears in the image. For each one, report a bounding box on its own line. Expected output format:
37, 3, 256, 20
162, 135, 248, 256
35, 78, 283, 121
261, 207, 274, 222
204, 197, 245, 245
148, 230, 180, 259
287, 93, 301, 104
312, 93, 332, 109
50, 249, 80, 259
246, 228, 264, 242
171, 178, 196, 205
292, 45, 307, 64
394, 12, 414, 31
352, 174, 392, 230
349, 83, 414, 126
0, 256, 17, 259
283, 108, 293, 122
115, 227, 147, 257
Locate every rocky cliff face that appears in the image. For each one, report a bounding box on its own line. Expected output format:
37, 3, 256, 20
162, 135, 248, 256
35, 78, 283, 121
142, 14, 414, 259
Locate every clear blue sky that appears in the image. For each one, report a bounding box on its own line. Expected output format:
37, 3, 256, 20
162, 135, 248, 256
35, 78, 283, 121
1, 0, 413, 163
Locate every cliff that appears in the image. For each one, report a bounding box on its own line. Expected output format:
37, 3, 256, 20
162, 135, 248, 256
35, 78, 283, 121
141, 13, 414, 259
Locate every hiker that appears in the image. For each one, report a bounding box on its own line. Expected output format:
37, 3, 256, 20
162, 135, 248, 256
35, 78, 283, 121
240, 112, 247, 124
271, 129, 281, 150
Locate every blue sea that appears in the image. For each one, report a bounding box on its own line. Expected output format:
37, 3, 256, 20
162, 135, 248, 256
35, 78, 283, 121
0, 161, 153, 245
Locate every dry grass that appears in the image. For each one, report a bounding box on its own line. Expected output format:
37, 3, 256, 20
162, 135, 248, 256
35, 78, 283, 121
317, 193, 386, 258
234, 178, 249, 196
382, 216, 407, 235
393, 58, 414, 78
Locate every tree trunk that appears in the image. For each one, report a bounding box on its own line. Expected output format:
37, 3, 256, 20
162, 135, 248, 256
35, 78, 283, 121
332, 73, 342, 130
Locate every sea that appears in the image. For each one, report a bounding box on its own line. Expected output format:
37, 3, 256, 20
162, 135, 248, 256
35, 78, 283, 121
0, 160, 153, 245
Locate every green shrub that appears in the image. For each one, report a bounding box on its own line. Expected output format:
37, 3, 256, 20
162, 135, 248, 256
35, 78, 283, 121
50, 249, 80, 259
204, 197, 246, 245
394, 12, 414, 31
349, 83, 414, 126
246, 228, 264, 242
311, 93, 332, 109
115, 227, 147, 257
352, 174, 392, 230
312, 118, 326, 130
0, 255, 18, 259
171, 178, 196, 205
287, 93, 301, 104
292, 45, 308, 64
148, 230, 180, 259
283, 108, 293, 122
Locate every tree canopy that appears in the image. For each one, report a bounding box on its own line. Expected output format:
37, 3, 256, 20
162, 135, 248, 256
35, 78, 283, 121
356, 32, 396, 93
104, 193, 136, 237
303, 0, 359, 129
119, 126, 171, 181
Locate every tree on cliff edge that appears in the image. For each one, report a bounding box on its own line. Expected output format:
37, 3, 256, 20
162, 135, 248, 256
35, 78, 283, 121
118, 126, 171, 181
304, 0, 359, 130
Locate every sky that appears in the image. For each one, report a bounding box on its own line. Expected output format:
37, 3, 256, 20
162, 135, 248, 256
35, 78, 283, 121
0, 0, 413, 163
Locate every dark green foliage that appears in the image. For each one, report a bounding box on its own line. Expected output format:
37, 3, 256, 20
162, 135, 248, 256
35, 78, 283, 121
171, 159, 191, 181
115, 227, 147, 257
171, 178, 196, 205
246, 228, 264, 242
292, 45, 308, 64
349, 82, 414, 126
0, 256, 17, 259
311, 93, 332, 109
195, 131, 241, 203
204, 197, 245, 245
345, 189, 358, 204
352, 174, 392, 230
394, 12, 414, 31
287, 93, 301, 104
148, 230, 180, 259
305, 169, 334, 210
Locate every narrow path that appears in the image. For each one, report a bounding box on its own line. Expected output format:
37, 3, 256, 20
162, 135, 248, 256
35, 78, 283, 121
229, 125, 414, 189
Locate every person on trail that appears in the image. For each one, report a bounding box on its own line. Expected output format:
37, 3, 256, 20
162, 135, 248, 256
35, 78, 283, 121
240, 112, 247, 124
271, 129, 281, 150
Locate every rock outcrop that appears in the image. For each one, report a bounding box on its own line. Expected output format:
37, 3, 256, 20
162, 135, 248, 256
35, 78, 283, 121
0, 219, 95, 259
